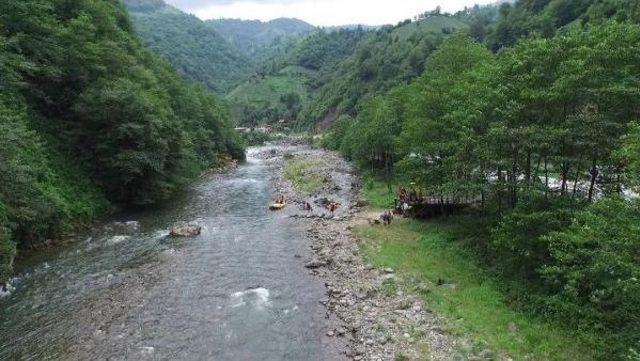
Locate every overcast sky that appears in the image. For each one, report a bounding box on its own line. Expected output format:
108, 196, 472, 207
164, 0, 496, 26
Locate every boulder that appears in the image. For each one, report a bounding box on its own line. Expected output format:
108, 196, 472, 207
170, 224, 202, 237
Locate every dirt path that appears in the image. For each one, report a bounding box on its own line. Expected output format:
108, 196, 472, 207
255, 143, 459, 361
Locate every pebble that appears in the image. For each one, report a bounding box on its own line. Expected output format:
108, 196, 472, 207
479, 349, 496, 360
140, 346, 155, 355
305, 259, 328, 269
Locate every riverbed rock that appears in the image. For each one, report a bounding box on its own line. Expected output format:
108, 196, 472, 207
305, 259, 328, 269
354, 199, 369, 208
170, 224, 202, 237
0, 283, 13, 298
479, 349, 496, 360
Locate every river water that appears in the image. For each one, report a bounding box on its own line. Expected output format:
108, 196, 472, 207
0, 148, 343, 360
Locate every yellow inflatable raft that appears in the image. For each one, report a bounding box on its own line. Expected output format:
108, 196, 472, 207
269, 203, 286, 211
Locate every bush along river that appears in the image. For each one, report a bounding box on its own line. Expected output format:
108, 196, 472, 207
1, 143, 460, 361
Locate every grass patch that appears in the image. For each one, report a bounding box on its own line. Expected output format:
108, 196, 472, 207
284, 156, 328, 195
353, 219, 599, 360
362, 177, 397, 209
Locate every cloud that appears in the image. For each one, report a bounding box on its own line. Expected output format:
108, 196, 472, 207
165, 0, 297, 11
165, 0, 495, 26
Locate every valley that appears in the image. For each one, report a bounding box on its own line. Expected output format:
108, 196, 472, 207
2, 0, 640, 359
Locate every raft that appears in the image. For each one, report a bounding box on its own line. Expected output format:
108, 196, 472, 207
269, 203, 286, 211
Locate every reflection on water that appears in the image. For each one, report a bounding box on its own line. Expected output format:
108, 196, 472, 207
0, 148, 341, 360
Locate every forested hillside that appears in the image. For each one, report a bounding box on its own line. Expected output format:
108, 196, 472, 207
322, 0, 640, 357
477, 0, 640, 50
228, 15, 466, 128
227, 28, 368, 127
208, 18, 314, 57
0, 0, 243, 284
125, 0, 253, 93
301, 14, 468, 128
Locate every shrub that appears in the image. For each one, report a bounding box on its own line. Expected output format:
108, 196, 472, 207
541, 198, 640, 354
0, 203, 15, 283
491, 194, 584, 281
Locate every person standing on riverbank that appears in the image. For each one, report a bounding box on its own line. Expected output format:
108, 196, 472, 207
381, 211, 393, 225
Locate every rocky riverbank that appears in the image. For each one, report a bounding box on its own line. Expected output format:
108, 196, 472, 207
254, 143, 459, 361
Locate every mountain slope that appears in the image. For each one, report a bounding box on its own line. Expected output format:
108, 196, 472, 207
0, 0, 243, 282
478, 0, 640, 51
208, 18, 315, 57
301, 15, 468, 128
125, 0, 253, 93
226, 15, 468, 128
227, 28, 368, 127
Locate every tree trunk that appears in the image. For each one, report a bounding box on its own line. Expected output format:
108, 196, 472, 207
533, 155, 542, 188
525, 149, 531, 189
544, 157, 549, 197
572, 154, 583, 196
511, 146, 518, 207
588, 162, 598, 202
385, 148, 393, 197
560, 166, 568, 196
497, 166, 503, 212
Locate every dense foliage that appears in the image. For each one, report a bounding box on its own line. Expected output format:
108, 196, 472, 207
0, 0, 243, 282
226, 16, 467, 129
227, 28, 368, 127
208, 18, 314, 58
324, 7, 640, 356
300, 16, 468, 128
124, 0, 253, 93
462, 0, 640, 50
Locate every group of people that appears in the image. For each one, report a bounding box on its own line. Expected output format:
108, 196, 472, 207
395, 186, 422, 216
300, 200, 339, 213
377, 185, 420, 225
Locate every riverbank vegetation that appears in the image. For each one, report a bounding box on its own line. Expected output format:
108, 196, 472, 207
321, 1, 640, 358
284, 156, 329, 195
227, 28, 369, 127
355, 218, 599, 360
124, 0, 254, 93
0, 0, 243, 283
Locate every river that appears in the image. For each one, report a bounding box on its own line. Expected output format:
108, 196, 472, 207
0, 147, 344, 360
